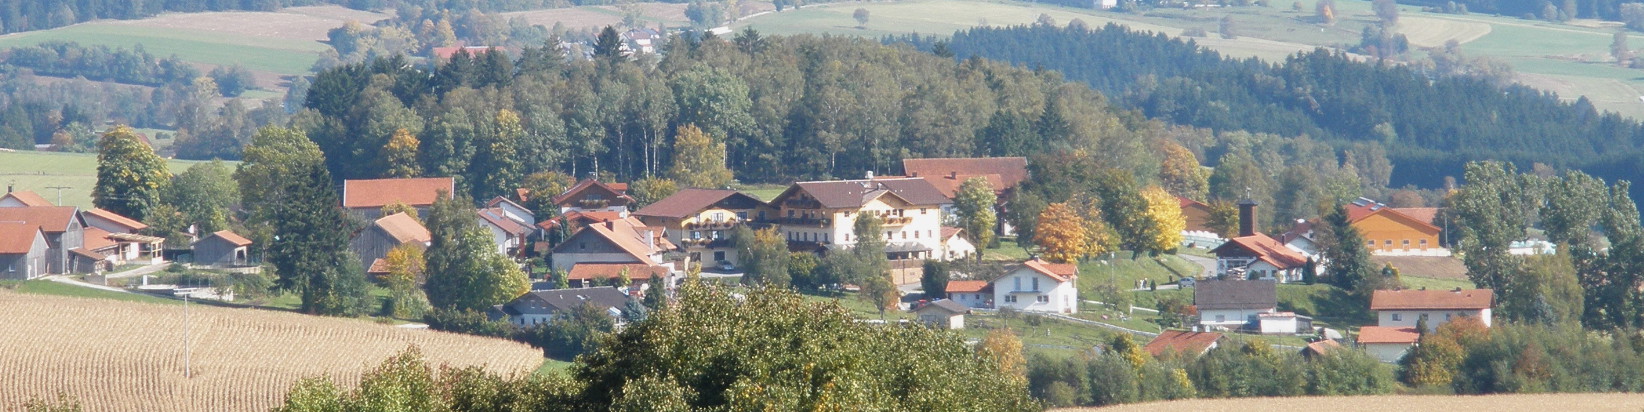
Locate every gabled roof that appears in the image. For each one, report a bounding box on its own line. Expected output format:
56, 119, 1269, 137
374, 212, 432, 244
0, 191, 53, 207
551, 179, 633, 207
1194, 279, 1277, 311
1177, 196, 1208, 210
1357, 326, 1420, 344
0, 206, 81, 233
1347, 202, 1442, 233
940, 226, 963, 240
478, 209, 531, 237
83, 227, 117, 251
1370, 289, 1493, 311
1393, 207, 1441, 226
772, 178, 949, 209
342, 177, 455, 209
0, 222, 45, 254
202, 230, 252, 247
1020, 259, 1077, 282
69, 247, 106, 261
916, 299, 970, 315
537, 210, 626, 231
1212, 234, 1308, 269
902, 157, 1028, 192
1144, 330, 1223, 357
367, 258, 391, 275
633, 188, 767, 219
1304, 339, 1343, 356
82, 208, 147, 232
486, 196, 531, 214
567, 263, 669, 282
946, 280, 990, 293
553, 218, 673, 263
509, 287, 630, 315
905, 173, 1006, 199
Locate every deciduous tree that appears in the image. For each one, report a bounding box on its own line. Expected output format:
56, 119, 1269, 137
954, 177, 998, 253
383, 128, 421, 178
627, 176, 678, 210
666, 124, 734, 189
1034, 202, 1091, 263
735, 226, 791, 287
424, 193, 530, 312
94, 125, 170, 221
1140, 186, 1186, 254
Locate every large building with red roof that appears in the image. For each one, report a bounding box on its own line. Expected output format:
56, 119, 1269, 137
632, 188, 774, 268
1210, 200, 1309, 282
1345, 198, 1446, 256
342, 177, 455, 219
1370, 288, 1493, 331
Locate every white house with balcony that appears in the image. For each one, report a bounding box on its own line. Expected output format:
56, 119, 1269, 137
989, 259, 1078, 314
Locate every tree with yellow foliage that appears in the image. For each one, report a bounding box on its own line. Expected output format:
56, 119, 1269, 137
383, 128, 421, 178
381, 244, 429, 318
978, 328, 1026, 380
1141, 186, 1186, 253
667, 123, 734, 188
1158, 141, 1208, 201
379, 201, 420, 223
1034, 202, 1091, 263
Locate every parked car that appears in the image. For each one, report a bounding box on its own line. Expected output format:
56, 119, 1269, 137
717, 261, 735, 271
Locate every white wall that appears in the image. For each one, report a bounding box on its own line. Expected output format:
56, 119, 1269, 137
991, 268, 1077, 314
949, 292, 991, 308
1378, 309, 1491, 331
1364, 343, 1413, 363
1199, 307, 1274, 329
1259, 316, 1300, 334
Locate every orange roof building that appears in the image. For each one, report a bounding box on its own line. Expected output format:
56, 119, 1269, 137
0, 222, 49, 279
550, 218, 677, 275
900, 157, 1028, 198
1144, 330, 1223, 357
349, 212, 432, 270
1357, 326, 1421, 362
342, 177, 455, 218
990, 258, 1079, 314
552, 179, 634, 215
1345, 199, 1444, 255
81, 208, 147, 233
1370, 288, 1493, 331
0, 190, 53, 207
945, 279, 992, 308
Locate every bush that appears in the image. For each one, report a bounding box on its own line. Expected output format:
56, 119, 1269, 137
423, 308, 511, 338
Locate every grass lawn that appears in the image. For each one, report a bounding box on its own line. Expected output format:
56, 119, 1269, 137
0, 150, 223, 208
961, 311, 1122, 355
0, 23, 326, 75
981, 240, 1032, 261
534, 358, 574, 376
734, 183, 789, 201
1401, 274, 1474, 291
1077, 252, 1202, 297
3, 279, 181, 305
1274, 283, 1371, 328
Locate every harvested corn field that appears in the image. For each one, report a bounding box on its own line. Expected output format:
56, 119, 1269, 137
1062, 393, 1644, 412
0, 290, 542, 411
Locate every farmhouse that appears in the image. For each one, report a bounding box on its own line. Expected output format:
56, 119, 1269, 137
991, 259, 1078, 314
633, 188, 775, 268
0, 206, 84, 274
938, 227, 976, 261
1211, 200, 1308, 282
768, 177, 955, 283
485, 196, 535, 226
78, 208, 163, 266
1194, 279, 1277, 331
0, 222, 48, 279
565, 262, 671, 288
550, 218, 677, 274
1144, 330, 1224, 357
1370, 288, 1493, 331
945, 279, 991, 308
901, 156, 1028, 235
1178, 196, 1223, 248
341, 177, 456, 219
491, 286, 631, 327
0, 190, 52, 208
1357, 326, 1421, 363
193, 230, 252, 268
349, 212, 431, 270
914, 299, 968, 329
552, 179, 633, 215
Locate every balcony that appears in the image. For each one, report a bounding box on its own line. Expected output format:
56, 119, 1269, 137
773, 217, 830, 227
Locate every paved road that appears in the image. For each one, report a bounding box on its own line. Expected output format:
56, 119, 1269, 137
1178, 254, 1216, 279
44, 275, 132, 293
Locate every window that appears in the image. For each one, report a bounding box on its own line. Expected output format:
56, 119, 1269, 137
714, 251, 725, 261
1014, 277, 1022, 291
691, 231, 702, 239
1420, 239, 1429, 248
737, 211, 748, 220
1037, 295, 1049, 303
1384, 239, 1393, 247
714, 212, 725, 221
1367, 240, 1375, 247
922, 208, 928, 215
886, 231, 892, 240
712, 230, 723, 239
1005, 295, 1017, 303
901, 231, 907, 239
1392, 313, 1402, 321
1031, 277, 1040, 291
1403, 239, 1411, 248
845, 233, 851, 242
1215, 315, 1226, 322
1445, 313, 1453, 320
579, 242, 587, 250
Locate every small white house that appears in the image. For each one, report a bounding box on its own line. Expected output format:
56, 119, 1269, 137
1358, 326, 1420, 363
945, 280, 992, 308
990, 259, 1078, 314
1370, 288, 1494, 332
1257, 312, 1312, 335
915, 299, 968, 329
491, 287, 631, 327
1194, 279, 1277, 331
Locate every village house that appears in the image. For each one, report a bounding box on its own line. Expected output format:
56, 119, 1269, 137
1144, 330, 1224, 357
1346, 199, 1447, 256
991, 259, 1079, 314
552, 179, 633, 216
0, 206, 84, 274
1194, 279, 1277, 332
938, 227, 977, 261
945, 280, 992, 308
1370, 288, 1493, 331
1357, 326, 1421, 363
632, 188, 775, 268
1211, 200, 1308, 282
477, 208, 532, 256
485, 196, 536, 226
0, 190, 52, 208
349, 212, 432, 271
565, 262, 671, 288
1257, 312, 1313, 335
1177, 196, 1223, 249
79, 208, 164, 266
193, 230, 252, 268
491, 286, 631, 327
914, 299, 969, 329
901, 157, 1028, 235
341, 177, 455, 219
768, 177, 952, 283
550, 217, 679, 274
0, 222, 49, 279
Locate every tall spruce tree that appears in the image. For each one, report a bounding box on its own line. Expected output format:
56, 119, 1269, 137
1318, 204, 1376, 297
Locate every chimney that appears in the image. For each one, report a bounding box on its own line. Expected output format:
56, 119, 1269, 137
1237, 198, 1258, 237
865, 170, 874, 180
606, 221, 616, 230
949, 171, 957, 179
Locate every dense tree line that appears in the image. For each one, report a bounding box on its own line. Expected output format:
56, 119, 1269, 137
3, 41, 198, 86
1400, 317, 1644, 393
901, 24, 1644, 193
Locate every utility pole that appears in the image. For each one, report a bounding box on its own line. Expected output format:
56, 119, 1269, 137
183, 293, 191, 379
45, 186, 70, 206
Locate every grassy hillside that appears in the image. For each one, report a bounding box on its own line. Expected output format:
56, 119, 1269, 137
0, 150, 224, 208
739, 0, 1644, 119
0, 24, 325, 75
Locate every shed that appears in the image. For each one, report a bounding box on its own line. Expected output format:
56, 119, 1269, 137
914, 299, 968, 329
193, 230, 252, 267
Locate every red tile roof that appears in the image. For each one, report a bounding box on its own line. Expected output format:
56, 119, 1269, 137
1304, 339, 1343, 356
773, 178, 950, 209
551, 179, 633, 207
1022, 258, 1077, 282
1144, 330, 1223, 357
1393, 207, 1441, 226
946, 280, 990, 293
1177, 196, 1206, 209
367, 258, 391, 275
478, 209, 531, 236
205, 230, 253, 247
536, 210, 626, 231
83, 208, 147, 232
1357, 326, 1420, 344
633, 188, 765, 219
1370, 289, 1493, 311
1347, 203, 1441, 232
0, 222, 44, 254
83, 227, 117, 251
0, 191, 53, 207
553, 218, 673, 263
940, 226, 963, 240
905, 173, 1006, 198
374, 213, 431, 244
1213, 234, 1308, 269
342, 177, 454, 209
567, 263, 669, 281
902, 157, 1028, 191
0, 206, 80, 233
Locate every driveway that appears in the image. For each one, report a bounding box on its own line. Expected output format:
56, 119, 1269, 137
1178, 254, 1216, 279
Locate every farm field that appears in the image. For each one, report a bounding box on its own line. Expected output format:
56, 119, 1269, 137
0, 290, 542, 412
1061, 392, 1644, 411
737, 0, 1644, 118
0, 150, 221, 208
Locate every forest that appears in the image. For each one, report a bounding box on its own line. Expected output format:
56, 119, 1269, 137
898, 24, 1644, 193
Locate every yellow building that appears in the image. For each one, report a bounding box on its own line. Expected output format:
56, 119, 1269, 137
1347, 203, 1443, 255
